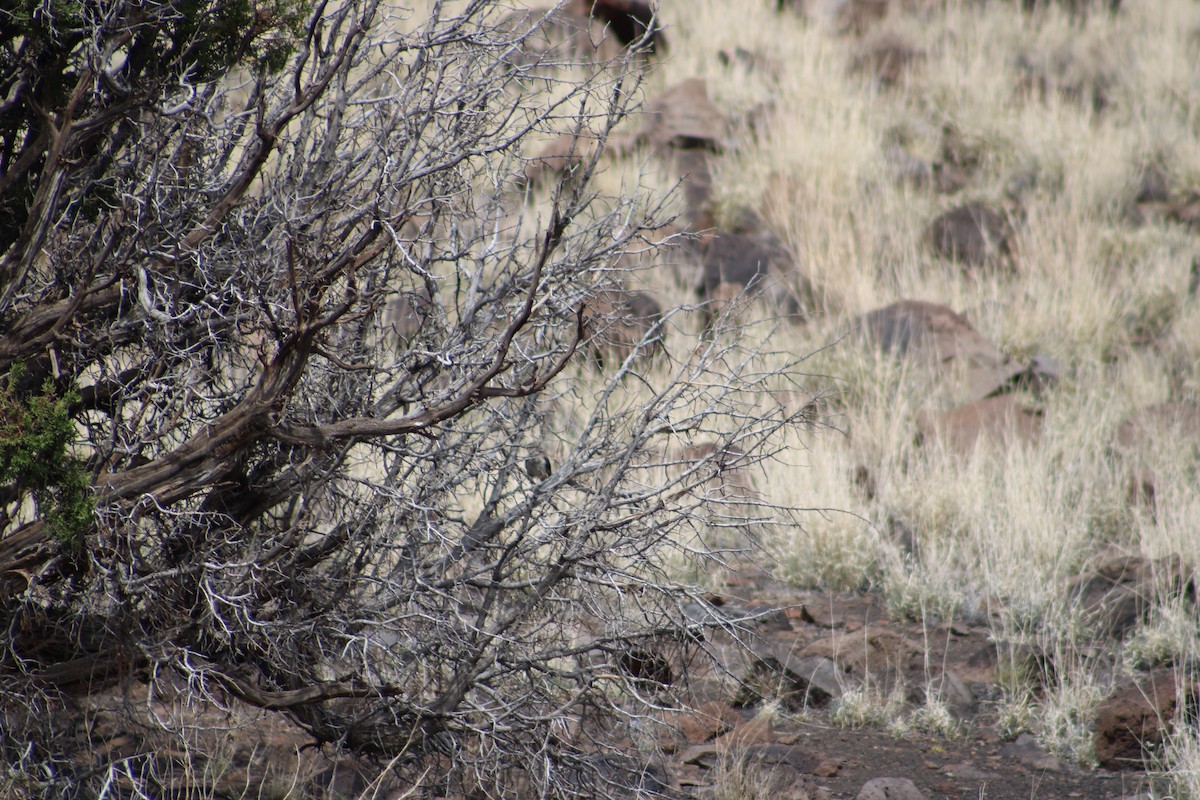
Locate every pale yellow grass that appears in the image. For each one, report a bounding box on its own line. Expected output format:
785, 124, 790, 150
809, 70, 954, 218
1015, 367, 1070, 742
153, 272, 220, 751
465, 0, 1200, 778
552, 0, 1200, 778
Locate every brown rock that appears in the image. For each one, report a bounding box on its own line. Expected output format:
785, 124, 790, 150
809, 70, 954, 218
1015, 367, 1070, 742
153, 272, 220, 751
916, 395, 1043, 455
1094, 671, 1200, 770
859, 300, 1007, 370
926, 204, 1015, 271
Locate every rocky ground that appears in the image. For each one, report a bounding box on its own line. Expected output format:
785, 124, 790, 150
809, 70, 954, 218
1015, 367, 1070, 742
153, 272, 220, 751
647, 563, 1191, 800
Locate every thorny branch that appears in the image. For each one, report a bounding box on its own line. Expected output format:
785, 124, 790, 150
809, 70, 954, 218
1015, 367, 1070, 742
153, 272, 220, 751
0, 1, 820, 797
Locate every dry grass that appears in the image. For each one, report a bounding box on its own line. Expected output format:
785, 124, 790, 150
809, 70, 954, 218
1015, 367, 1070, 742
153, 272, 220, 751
515, 0, 1200, 786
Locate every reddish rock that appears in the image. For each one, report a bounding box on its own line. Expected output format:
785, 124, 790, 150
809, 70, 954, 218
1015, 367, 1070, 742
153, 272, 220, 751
926, 204, 1015, 270
1093, 671, 1200, 770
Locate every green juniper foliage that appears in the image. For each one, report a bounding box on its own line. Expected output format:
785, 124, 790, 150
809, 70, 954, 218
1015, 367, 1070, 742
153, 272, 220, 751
0, 366, 92, 545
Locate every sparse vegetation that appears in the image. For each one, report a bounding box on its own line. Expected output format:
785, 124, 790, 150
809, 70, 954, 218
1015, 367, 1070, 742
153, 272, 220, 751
4, 0, 1200, 795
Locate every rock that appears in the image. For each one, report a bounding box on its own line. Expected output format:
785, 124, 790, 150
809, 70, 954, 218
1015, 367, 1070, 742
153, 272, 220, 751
579, 0, 668, 54
1094, 672, 1200, 770
737, 647, 846, 710
855, 777, 926, 800
858, 300, 1008, 370
915, 395, 1043, 455
582, 288, 665, 368
926, 204, 1015, 271
698, 225, 812, 326
641, 78, 726, 153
